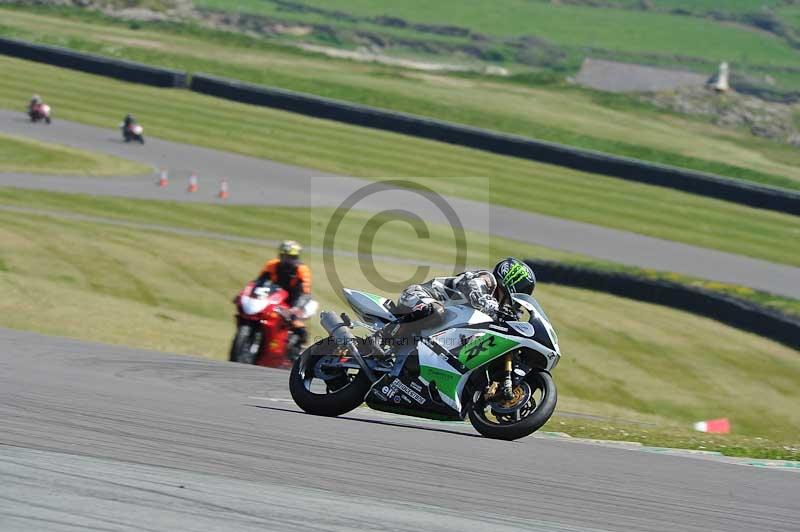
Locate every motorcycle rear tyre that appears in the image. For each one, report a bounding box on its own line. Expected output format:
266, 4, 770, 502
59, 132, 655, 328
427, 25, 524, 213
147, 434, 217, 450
289, 339, 370, 417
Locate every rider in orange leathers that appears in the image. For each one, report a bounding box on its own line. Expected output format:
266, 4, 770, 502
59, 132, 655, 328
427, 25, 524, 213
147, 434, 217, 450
255, 240, 312, 347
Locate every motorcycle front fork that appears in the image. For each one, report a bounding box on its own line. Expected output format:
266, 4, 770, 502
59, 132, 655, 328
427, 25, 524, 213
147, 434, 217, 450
480, 353, 515, 401
502, 353, 514, 399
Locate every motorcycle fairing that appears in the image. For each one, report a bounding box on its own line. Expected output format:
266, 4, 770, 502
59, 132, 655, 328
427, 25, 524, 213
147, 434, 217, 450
365, 371, 461, 421
416, 341, 464, 412
416, 324, 560, 413
240, 282, 286, 316
240, 295, 269, 315
341, 288, 495, 331
418, 305, 494, 336
513, 294, 560, 357
343, 289, 396, 324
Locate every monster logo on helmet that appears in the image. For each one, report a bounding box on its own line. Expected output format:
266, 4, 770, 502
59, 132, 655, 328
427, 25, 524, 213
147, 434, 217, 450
494, 258, 536, 300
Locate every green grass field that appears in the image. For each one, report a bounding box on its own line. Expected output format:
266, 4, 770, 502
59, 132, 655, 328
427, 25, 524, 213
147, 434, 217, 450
195, 0, 800, 101
779, 5, 800, 32
582, 0, 800, 37
196, 0, 799, 67
3, 187, 798, 318
0, 191, 797, 458
589, 0, 787, 10
2, 6, 800, 193
232, 0, 798, 66
1, 55, 799, 268
0, 132, 149, 175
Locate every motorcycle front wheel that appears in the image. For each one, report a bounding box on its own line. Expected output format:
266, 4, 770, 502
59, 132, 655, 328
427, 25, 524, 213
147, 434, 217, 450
289, 338, 370, 417
229, 324, 260, 364
468, 370, 557, 441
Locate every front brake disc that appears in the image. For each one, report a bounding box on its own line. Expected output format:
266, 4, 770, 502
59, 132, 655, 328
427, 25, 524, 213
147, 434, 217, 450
490, 381, 533, 415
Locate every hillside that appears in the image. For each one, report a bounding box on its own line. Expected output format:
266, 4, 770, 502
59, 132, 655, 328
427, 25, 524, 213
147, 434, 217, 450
194, 0, 800, 92
2, 4, 800, 192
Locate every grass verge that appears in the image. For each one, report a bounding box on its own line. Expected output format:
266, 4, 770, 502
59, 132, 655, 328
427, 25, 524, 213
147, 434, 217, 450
1, 5, 800, 191
0, 132, 149, 175
3, 187, 800, 319
546, 416, 799, 461
0, 193, 798, 459
1, 56, 799, 267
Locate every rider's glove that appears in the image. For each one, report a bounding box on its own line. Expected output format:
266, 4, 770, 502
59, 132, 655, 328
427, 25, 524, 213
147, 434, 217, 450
477, 295, 499, 316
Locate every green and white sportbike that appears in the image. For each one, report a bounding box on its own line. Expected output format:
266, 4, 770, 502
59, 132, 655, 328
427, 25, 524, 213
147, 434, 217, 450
289, 287, 561, 440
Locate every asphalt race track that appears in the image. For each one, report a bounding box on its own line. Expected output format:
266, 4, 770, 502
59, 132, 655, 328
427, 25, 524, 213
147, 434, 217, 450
2, 108, 800, 531
1, 328, 798, 532
2, 109, 800, 299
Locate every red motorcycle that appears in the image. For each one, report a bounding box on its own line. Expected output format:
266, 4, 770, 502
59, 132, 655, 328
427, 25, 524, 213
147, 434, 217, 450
229, 279, 317, 368
28, 103, 51, 124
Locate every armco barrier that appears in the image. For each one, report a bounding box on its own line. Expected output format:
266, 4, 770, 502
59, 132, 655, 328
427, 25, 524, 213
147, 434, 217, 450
189, 73, 800, 216
525, 259, 800, 351
0, 37, 187, 88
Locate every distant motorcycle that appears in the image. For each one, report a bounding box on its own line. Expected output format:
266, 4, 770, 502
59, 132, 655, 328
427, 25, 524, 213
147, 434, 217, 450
121, 123, 145, 144
28, 103, 51, 124
230, 279, 317, 368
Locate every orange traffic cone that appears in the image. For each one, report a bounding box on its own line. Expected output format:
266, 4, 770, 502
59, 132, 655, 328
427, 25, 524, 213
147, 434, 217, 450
187, 172, 198, 193
158, 168, 169, 188
693, 418, 730, 434
218, 178, 229, 200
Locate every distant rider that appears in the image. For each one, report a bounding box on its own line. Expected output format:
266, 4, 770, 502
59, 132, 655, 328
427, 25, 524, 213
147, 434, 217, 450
28, 94, 43, 116
383, 257, 536, 343
123, 113, 136, 130
255, 240, 313, 347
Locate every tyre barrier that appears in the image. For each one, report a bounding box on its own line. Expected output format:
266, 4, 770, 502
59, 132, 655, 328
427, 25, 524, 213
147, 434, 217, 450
525, 259, 800, 351
0, 37, 187, 88
189, 73, 800, 216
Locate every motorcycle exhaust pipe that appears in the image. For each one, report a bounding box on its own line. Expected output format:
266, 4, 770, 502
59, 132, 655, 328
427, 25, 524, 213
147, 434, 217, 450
320, 311, 351, 340
320, 311, 376, 382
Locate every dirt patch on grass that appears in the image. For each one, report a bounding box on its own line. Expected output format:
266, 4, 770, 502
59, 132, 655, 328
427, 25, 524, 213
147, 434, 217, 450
99, 35, 165, 48
295, 43, 504, 74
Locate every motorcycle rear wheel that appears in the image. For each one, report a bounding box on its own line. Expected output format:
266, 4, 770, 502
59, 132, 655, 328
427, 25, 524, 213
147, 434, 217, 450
468, 370, 557, 441
289, 339, 370, 417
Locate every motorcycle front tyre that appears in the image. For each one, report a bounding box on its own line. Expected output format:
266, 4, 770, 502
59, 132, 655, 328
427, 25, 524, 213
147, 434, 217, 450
229, 324, 258, 364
